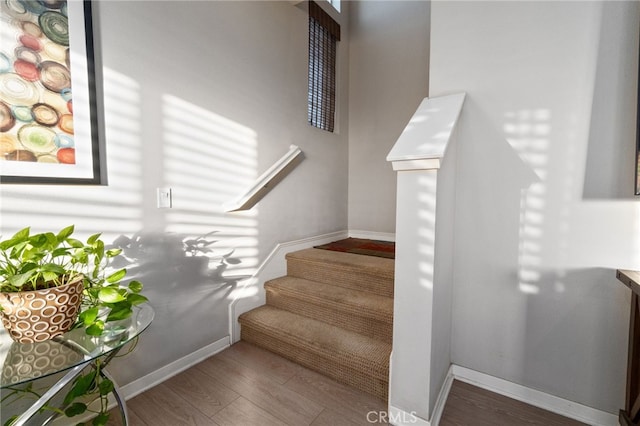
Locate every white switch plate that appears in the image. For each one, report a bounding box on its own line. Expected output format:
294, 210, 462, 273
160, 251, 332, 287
157, 187, 172, 208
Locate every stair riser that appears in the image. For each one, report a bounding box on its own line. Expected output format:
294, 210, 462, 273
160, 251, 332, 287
266, 289, 392, 344
241, 325, 388, 401
287, 259, 393, 298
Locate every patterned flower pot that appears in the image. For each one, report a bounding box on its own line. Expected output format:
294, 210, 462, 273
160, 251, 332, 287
0, 276, 84, 343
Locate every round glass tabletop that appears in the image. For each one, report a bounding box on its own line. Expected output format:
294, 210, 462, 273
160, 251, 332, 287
0, 304, 154, 388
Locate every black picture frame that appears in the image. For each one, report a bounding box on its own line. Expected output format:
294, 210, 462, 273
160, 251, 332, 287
0, 0, 103, 184
636, 23, 640, 195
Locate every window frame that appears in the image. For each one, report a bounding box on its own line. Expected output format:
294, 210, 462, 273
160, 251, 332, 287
307, 1, 340, 133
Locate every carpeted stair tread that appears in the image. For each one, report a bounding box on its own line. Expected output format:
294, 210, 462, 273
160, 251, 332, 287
266, 276, 393, 343
287, 248, 394, 277
238, 305, 391, 382
240, 325, 389, 401
286, 248, 394, 297
266, 276, 393, 322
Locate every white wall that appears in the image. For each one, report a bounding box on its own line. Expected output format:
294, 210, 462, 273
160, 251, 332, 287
0, 0, 349, 387
430, 1, 639, 414
347, 0, 429, 234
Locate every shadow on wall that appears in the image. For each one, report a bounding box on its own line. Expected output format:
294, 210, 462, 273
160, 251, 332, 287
453, 96, 539, 367
583, 1, 639, 200
111, 230, 247, 287
106, 229, 249, 385
456, 97, 539, 273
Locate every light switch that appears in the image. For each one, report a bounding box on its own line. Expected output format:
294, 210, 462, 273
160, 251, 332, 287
157, 188, 172, 208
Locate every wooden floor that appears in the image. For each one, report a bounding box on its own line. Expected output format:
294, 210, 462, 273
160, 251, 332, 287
107, 341, 586, 426
439, 380, 585, 426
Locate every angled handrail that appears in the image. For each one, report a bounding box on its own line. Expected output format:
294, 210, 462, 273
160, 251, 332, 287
224, 144, 303, 212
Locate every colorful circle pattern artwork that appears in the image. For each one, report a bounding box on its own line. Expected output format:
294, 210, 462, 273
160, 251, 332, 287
0, 278, 83, 343
0, 0, 76, 164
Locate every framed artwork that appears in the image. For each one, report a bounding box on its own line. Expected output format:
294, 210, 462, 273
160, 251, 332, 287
636, 124, 640, 195
0, 0, 102, 184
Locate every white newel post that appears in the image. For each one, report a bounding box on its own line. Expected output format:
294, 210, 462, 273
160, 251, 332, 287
386, 93, 465, 426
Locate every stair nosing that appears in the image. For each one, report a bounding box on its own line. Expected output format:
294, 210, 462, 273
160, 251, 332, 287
265, 276, 393, 322
286, 249, 394, 278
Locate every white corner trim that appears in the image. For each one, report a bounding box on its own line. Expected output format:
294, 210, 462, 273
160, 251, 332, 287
430, 366, 454, 426
451, 365, 618, 426
387, 405, 430, 426
121, 336, 230, 400
387, 366, 452, 426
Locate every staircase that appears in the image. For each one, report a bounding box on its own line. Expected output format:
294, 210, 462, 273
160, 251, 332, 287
238, 247, 394, 401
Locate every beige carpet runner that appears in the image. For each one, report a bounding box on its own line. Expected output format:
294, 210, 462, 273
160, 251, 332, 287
238, 247, 394, 401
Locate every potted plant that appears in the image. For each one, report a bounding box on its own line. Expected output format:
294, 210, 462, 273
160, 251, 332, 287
0, 225, 147, 342
0, 225, 149, 426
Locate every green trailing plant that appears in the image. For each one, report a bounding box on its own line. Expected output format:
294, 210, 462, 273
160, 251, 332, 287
2, 360, 112, 426
0, 225, 149, 425
0, 225, 147, 335
63, 359, 112, 426
60, 342, 138, 426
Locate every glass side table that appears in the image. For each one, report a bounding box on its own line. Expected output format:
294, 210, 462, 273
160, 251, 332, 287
0, 304, 154, 426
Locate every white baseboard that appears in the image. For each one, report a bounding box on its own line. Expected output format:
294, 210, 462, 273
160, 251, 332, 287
451, 365, 618, 426
228, 230, 348, 342
121, 336, 230, 399
430, 367, 454, 425
389, 365, 615, 426
348, 229, 396, 242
